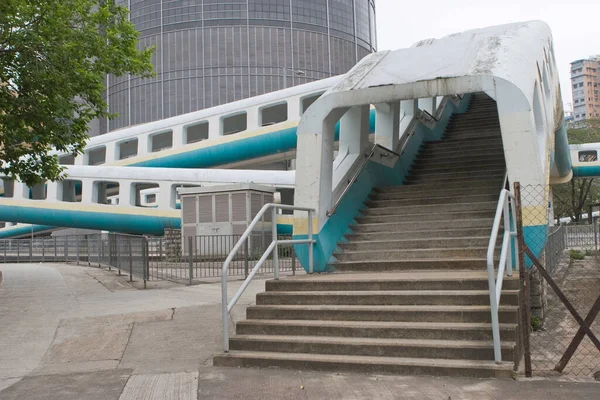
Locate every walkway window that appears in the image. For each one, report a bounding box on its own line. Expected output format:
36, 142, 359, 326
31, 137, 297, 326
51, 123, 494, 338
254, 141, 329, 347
58, 155, 75, 165
222, 112, 247, 135
93, 181, 119, 205
579, 150, 597, 162
301, 92, 324, 115
185, 122, 209, 144
87, 147, 106, 165
150, 131, 173, 152
118, 139, 138, 160
60, 180, 81, 202
260, 102, 288, 126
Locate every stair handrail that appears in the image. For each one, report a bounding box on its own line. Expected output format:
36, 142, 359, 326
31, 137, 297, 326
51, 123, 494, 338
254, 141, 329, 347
327, 143, 399, 217
221, 203, 316, 352
486, 173, 518, 363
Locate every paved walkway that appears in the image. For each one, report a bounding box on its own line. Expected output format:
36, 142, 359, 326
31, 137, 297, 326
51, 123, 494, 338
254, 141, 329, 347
0, 263, 598, 400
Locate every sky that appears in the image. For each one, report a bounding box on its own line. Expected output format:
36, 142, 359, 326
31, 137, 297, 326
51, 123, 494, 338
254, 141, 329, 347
374, 0, 600, 111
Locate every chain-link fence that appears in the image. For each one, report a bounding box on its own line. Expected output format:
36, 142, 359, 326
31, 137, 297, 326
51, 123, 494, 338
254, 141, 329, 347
517, 184, 600, 378
0, 232, 303, 286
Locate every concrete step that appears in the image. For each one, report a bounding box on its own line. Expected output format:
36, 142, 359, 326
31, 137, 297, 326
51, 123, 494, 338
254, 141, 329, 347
333, 247, 494, 262
330, 259, 494, 272
354, 210, 496, 224
245, 304, 518, 323
409, 165, 506, 176
265, 272, 520, 292
235, 319, 517, 341
401, 178, 504, 191
360, 201, 497, 215
345, 227, 496, 241
213, 352, 514, 378
405, 172, 505, 184
371, 187, 500, 200
374, 183, 501, 195
419, 139, 504, 157
447, 123, 501, 131
228, 335, 515, 361
450, 115, 499, 123
364, 194, 498, 206
416, 151, 504, 162
255, 290, 519, 306
411, 158, 506, 171
350, 218, 494, 233
444, 132, 502, 141
339, 236, 493, 251
425, 134, 502, 145
406, 169, 505, 181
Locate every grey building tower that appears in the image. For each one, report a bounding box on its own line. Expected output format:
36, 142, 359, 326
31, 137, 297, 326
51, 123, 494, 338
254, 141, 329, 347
94, 0, 377, 135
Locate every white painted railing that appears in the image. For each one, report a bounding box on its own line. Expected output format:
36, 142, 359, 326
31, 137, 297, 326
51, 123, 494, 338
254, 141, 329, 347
221, 203, 315, 352
486, 176, 518, 362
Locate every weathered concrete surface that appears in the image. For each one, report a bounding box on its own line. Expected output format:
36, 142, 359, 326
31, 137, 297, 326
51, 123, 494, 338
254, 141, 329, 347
198, 368, 600, 400
0, 369, 132, 400
2, 262, 599, 400
0, 262, 266, 392
119, 372, 198, 400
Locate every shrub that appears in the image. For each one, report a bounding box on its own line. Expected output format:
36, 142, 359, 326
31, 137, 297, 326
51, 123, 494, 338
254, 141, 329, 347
569, 249, 585, 260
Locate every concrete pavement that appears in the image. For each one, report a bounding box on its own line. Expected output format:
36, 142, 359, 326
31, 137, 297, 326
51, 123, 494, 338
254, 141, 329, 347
0, 262, 598, 399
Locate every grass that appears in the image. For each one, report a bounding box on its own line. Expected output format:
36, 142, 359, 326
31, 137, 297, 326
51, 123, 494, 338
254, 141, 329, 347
569, 249, 585, 260
531, 316, 543, 332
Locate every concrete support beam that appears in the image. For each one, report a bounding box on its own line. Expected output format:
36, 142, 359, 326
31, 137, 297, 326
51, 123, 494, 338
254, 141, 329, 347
375, 101, 400, 150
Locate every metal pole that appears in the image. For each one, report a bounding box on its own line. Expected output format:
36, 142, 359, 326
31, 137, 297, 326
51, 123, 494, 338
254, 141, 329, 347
244, 239, 249, 279
514, 182, 532, 377
128, 237, 133, 282
188, 236, 193, 285
29, 238, 33, 262
42, 238, 45, 262
292, 246, 296, 276
76, 237, 80, 265
142, 237, 148, 289
17, 239, 20, 263
64, 236, 68, 262
308, 210, 314, 274
272, 207, 279, 280
54, 236, 57, 261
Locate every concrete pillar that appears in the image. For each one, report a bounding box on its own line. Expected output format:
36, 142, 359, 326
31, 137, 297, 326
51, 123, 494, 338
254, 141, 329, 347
46, 182, 59, 201
172, 126, 184, 148
400, 99, 418, 136
418, 97, 436, 115
12, 182, 29, 200
375, 101, 400, 150
81, 179, 95, 205
339, 105, 370, 156
294, 108, 347, 230
119, 182, 134, 207
158, 183, 174, 209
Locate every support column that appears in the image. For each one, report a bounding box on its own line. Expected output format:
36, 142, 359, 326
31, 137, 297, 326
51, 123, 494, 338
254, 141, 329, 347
399, 99, 418, 135
339, 105, 370, 156
375, 101, 400, 150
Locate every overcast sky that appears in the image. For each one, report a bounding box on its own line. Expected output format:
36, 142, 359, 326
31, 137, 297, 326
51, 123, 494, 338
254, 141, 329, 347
375, 0, 600, 111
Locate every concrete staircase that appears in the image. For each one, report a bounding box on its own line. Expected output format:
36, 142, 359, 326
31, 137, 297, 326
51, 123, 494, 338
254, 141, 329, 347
213, 93, 520, 378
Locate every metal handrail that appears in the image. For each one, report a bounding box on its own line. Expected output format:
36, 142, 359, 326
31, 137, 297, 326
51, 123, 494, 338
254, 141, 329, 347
419, 109, 440, 123
327, 143, 399, 217
221, 203, 316, 352
486, 182, 518, 363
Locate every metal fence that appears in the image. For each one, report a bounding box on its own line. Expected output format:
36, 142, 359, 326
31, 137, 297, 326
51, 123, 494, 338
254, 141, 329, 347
518, 184, 600, 379
0, 232, 302, 286
147, 234, 300, 284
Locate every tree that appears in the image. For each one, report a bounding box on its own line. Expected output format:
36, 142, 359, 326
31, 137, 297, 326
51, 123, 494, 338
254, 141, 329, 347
0, 0, 154, 186
553, 119, 600, 223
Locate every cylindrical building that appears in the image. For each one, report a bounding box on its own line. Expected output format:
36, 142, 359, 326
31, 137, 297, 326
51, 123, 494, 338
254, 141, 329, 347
94, 0, 376, 135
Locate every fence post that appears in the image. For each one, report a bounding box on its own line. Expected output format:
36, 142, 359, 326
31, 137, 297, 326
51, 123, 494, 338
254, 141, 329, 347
188, 236, 194, 285
76, 237, 80, 265
4, 239, 7, 262
64, 236, 68, 262
142, 237, 149, 289
128, 237, 133, 282
17, 239, 20, 263
42, 238, 45, 262
292, 246, 296, 276
308, 209, 314, 274
244, 239, 249, 279
29, 239, 33, 262
54, 236, 57, 261
514, 182, 533, 377
272, 207, 279, 280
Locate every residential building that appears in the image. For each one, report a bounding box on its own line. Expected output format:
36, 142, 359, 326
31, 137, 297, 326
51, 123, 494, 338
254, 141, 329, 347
571, 56, 600, 122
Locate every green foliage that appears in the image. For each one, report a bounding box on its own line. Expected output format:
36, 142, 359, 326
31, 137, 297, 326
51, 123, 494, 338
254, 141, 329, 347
531, 316, 543, 332
569, 249, 585, 260
0, 0, 154, 186
553, 120, 600, 222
